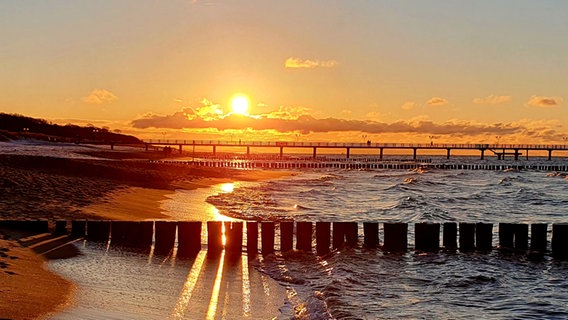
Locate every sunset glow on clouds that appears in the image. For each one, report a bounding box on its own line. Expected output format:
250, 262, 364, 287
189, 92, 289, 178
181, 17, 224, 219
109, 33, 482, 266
284, 57, 338, 69
527, 96, 563, 108
81, 89, 118, 105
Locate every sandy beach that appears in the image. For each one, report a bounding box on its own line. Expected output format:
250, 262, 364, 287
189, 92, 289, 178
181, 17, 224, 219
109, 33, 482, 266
0, 142, 294, 319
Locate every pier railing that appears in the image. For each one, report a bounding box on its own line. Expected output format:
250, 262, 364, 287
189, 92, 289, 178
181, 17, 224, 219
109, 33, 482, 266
2, 220, 567, 259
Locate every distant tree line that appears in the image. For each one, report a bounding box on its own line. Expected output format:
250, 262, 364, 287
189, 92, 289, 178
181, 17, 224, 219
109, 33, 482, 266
0, 113, 142, 144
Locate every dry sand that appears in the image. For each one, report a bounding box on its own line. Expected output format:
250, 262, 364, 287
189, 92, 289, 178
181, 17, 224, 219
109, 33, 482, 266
0, 146, 295, 319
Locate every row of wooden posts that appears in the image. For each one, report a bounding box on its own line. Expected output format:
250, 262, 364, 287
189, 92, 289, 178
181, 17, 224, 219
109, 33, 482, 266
1, 220, 567, 258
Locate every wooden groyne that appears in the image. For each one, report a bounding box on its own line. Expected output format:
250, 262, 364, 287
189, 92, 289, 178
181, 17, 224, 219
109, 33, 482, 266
157, 159, 568, 172
2, 220, 567, 259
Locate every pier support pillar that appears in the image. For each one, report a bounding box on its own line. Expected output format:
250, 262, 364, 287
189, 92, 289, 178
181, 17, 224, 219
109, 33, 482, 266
548, 149, 552, 161
280, 222, 294, 252
261, 222, 275, 254
246, 222, 258, 256
332, 222, 347, 249
443, 222, 457, 250
379, 148, 384, 160
475, 223, 493, 251
499, 223, 515, 250
178, 222, 202, 257
346, 148, 350, 159
459, 223, 475, 252
530, 224, 548, 253
316, 222, 331, 255
552, 224, 568, 258
363, 222, 379, 248
178, 145, 182, 154
413, 148, 417, 160
446, 148, 451, 159
383, 223, 408, 252
212, 145, 216, 156
415, 223, 440, 252
297, 222, 312, 252
312, 147, 317, 159
155, 221, 177, 255
480, 149, 485, 160
226, 222, 243, 255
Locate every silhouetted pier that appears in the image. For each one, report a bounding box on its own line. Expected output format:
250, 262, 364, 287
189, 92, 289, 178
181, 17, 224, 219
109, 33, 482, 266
139, 140, 568, 161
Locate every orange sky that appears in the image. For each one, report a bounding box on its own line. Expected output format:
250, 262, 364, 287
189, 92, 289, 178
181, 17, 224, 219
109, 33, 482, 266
1, 1, 567, 144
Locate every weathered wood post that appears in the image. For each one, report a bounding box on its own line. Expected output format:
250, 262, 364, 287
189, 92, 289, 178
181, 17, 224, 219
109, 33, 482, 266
332, 222, 346, 249
54, 220, 67, 235
207, 221, 223, 254
87, 220, 110, 242
475, 223, 493, 251
459, 223, 475, 252
280, 221, 294, 252
155, 221, 177, 255
345, 222, 358, 247
226, 222, 243, 255
363, 222, 379, 248
316, 222, 331, 255
71, 220, 86, 238
261, 222, 275, 254
383, 222, 407, 252
297, 222, 312, 252
443, 222, 457, 250
499, 223, 514, 250
530, 223, 547, 253
552, 224, 568, 259
246, 222, 258, 257
178, 221, 202, 257
415, 223, 440, 252
110, 221, 132, 247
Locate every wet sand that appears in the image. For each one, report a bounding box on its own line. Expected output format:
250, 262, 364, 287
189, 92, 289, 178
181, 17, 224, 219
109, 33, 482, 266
0, 144, 294, 319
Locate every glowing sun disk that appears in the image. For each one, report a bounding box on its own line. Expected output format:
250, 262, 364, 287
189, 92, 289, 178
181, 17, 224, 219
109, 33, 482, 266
231, 96, 249, 114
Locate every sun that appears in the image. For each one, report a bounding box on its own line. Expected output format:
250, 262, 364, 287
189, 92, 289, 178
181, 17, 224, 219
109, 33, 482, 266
231, 95, 249, 115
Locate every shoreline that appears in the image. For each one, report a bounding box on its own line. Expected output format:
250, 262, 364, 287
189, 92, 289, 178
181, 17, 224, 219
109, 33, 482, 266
0, 146, 295, 319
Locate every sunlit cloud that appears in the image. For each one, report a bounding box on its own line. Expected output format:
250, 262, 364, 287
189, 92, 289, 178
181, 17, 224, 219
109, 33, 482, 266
472, 95, 511, 105
284, 57, 338, 69
401, 102, 418, 110
81, 89, 117, 104
426, 97, 448, 106
527, 95, 563, 107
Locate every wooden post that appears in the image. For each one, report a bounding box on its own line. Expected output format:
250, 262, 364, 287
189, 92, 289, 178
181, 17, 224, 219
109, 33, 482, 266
280, 222, 294, 252
177, 221, 202, 257
226, 222, 243, 255
415, 223, 440, 252
261, 222, 275, 254
498, 223, 514, 250
363, 222, 379, 248
297, 222, 312, 251
332, 222, 346, 249
246, 222, 258, 256
155, 221, 177, 255
71, 220, 86, 238
345, 222, 358, 247
54, 220, 67, 235
87, 220, 110, 242
530, 223, 547, 253
443, 222, 457, 250
316, 222, 331, 255
475, 223, 493, 251
383, 223, 407, 252
459, 223, 475, 252
207, 221, 223, 254
552, 224, 568, 258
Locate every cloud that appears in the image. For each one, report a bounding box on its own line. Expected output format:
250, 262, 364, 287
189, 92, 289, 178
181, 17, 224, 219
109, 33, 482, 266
131, 106, 534, 138
527, 95, 563, 107
401, 102, 418, 110
82, 89, 117, 104
472, 95, 511, 105
284, 57, 338, 69
426, 97, 448, 106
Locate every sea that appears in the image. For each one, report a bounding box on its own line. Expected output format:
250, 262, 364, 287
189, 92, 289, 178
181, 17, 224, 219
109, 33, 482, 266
50, 154, 568, 319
